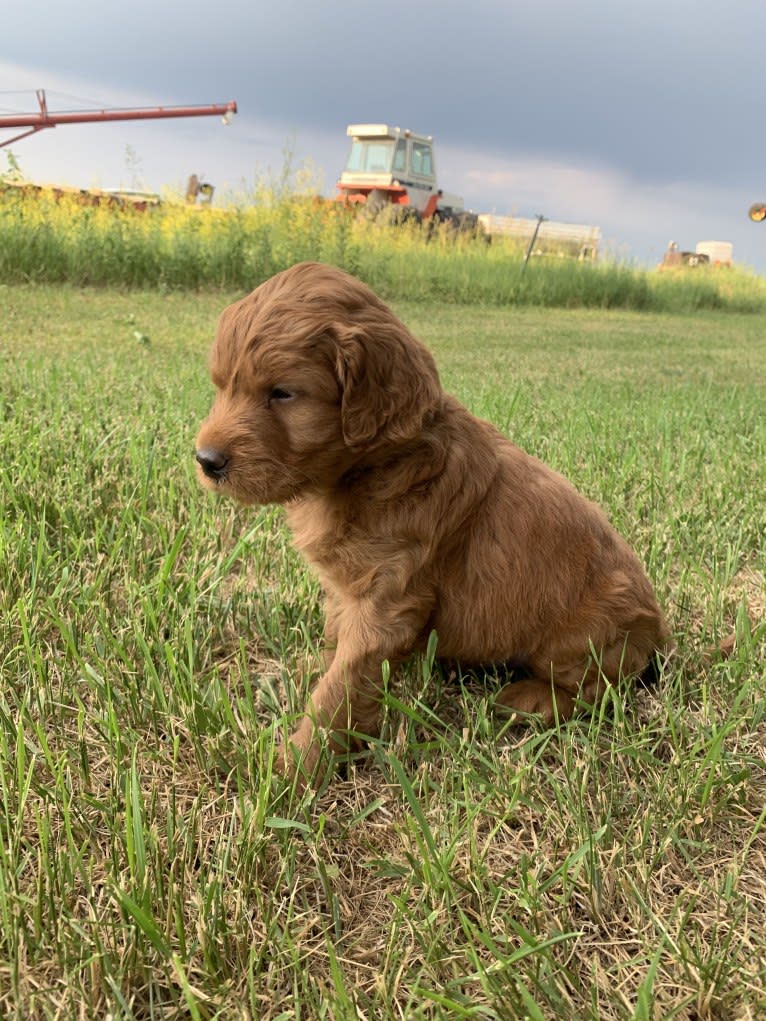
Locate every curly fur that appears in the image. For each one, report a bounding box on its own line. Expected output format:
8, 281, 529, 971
196, 262, 670, 782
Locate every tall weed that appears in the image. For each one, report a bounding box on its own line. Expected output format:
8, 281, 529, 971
1, 180, 764, 312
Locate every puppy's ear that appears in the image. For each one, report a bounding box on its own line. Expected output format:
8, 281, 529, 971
332, 321, 442, 450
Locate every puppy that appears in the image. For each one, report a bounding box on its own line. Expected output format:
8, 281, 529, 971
196, 262, 670, 782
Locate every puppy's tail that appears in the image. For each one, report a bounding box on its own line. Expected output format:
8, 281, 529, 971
714, 630, 739, 661
638, 612, 756, 689
709, 598, 762, 662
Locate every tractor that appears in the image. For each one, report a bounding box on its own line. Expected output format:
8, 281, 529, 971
336, 124, 480, 231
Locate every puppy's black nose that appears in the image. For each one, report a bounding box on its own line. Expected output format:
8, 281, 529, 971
196, 447, 229, 478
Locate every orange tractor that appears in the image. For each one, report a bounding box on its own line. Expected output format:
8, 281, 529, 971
336, 123, 480, 231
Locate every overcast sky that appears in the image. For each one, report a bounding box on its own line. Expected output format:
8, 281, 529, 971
3, 0, 766, 272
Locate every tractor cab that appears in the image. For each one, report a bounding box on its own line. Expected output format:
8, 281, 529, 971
337, 124, 438, 214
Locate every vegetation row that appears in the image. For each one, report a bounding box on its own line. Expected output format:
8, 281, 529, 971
2, 183, 766, 311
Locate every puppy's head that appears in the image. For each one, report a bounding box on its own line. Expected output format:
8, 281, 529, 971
195, 262, 442, 505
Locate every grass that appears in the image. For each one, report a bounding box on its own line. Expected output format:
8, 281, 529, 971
3, 182, 766, 313
1, 283, 765, 1019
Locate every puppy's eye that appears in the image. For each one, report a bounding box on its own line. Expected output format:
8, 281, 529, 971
268, 386, 295, 403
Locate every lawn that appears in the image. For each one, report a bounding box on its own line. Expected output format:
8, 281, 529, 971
1, 283, 764, 1019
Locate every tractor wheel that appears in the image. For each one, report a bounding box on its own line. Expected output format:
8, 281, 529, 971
393, 205, 422, 225
372, 205, 420, 227
748, 203, 766, 223
426, 209, 457, 239
361, 196, 387, 218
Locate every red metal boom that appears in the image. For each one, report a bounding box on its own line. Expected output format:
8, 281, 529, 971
0, 90, 237, 147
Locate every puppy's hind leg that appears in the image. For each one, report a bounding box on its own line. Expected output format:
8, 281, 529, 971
495, 676, 585, 726
495, 630, 665, 726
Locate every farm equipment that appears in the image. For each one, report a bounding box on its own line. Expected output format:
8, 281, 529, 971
336, 124, 480, 230
660, 241, 710, 268
186, 174, 216, 205
0, 89, 237, 148
660, 240, 732, 269
478, 214, 600, 261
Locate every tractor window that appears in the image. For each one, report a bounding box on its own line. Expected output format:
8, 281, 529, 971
345, 140, 394, 173
393, 139, 407, 173
411, 142, 433, 177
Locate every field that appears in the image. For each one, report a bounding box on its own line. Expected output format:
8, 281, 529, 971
3, 182, 766, 313
1, 277, 764, 1020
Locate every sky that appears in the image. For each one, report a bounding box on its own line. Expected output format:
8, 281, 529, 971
3, 0, 766, 272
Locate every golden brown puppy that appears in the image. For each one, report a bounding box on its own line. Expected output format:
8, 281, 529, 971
196, 262, 670, 782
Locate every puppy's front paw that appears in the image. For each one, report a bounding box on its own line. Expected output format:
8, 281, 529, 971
274, 724, 328, 791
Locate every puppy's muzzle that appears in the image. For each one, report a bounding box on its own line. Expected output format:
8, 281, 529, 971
196, 447, 229, 479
